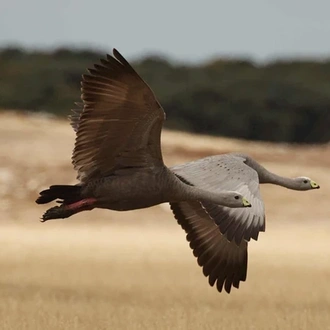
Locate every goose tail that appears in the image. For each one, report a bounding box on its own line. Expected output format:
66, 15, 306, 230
36, 185, 82, 205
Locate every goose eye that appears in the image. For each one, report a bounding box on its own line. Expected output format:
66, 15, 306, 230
234, 196, 239, 200
303, 180, 308, 184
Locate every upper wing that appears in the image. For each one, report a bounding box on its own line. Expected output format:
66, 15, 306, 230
171, 154, 265, 245
170, 200, 248, 293
70, 49, 166, 182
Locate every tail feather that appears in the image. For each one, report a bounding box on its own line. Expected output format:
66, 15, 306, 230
36, 185, 82, 205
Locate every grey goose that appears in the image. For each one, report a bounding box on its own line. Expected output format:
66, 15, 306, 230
36, 50, 250, 220
170, 153, 320, 293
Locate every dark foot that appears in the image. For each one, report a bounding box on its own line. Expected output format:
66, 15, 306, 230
40, 198, 97, 223
40, 205, 76, 222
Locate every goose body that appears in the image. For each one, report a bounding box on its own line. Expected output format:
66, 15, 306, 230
170, 153, 320, 293
36, 49, 251, 221
80, 166, 226, 211
86, 167, 174, 211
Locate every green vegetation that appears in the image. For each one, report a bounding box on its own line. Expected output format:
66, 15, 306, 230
1, 46, 329, 143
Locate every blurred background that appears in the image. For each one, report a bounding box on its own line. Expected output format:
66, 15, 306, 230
1, 1, 330, 329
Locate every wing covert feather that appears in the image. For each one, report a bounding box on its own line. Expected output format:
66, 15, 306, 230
171, 154, 265, 245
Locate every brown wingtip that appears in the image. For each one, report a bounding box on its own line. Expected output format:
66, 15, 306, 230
112, 48, 131, 67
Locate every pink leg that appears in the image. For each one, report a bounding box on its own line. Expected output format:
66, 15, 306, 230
65, 198, 97, 212
41, 197, 98, 222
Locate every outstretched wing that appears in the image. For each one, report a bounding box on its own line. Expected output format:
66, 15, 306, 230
170, 200, 248, 293
71, 49, 166, 182
171, 154, 265, 245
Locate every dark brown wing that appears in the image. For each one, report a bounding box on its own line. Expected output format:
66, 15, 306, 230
71, 49, 166, 182
170, 201, 248, 293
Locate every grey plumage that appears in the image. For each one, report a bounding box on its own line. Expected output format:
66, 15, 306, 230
170, 153, 320, 293
172, 154, 265, 246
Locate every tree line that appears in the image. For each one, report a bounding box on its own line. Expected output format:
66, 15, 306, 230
1, 46, 330, 143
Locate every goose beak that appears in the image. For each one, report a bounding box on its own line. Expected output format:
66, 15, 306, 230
242, 198, 252, 207
310, 180, 320, 189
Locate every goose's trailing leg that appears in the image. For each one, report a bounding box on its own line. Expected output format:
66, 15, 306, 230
40, 198, 97, 222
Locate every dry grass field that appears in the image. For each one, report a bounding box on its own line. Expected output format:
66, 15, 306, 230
0, 111, 330, 330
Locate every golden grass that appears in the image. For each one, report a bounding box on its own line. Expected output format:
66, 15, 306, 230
1, 111, 330, 329
1, 223, 330, 330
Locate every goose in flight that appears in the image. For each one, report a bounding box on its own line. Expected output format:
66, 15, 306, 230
36, 49, 251, 222
170, 153, 320, 293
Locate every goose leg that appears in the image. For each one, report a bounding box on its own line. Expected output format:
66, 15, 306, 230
40, 198, 97, 223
